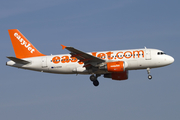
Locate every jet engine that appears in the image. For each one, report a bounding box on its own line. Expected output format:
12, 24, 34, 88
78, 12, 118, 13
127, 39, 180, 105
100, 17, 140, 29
104, 71, 128, 80
99, 61, 127, 72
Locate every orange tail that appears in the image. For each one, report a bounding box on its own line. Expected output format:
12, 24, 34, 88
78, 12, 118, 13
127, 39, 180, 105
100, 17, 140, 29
8, 29, 45, 58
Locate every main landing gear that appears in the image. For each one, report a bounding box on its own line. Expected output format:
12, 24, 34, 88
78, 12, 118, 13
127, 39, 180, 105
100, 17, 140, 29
147, 68, 152, 80
90, 74, 100, 86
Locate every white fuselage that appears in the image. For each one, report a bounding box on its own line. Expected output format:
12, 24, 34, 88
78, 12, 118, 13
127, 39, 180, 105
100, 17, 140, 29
6, 48, 174, 74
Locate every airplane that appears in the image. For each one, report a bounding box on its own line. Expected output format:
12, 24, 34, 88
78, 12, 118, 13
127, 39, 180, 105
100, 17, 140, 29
6, 29, 174, 86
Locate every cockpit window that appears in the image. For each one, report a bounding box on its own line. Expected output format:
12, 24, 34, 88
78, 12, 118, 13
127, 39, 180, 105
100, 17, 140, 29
157, 52, 166, 55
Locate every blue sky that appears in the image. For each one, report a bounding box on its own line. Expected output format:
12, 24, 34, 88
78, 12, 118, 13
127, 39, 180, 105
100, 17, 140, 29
0, 0, 179, 120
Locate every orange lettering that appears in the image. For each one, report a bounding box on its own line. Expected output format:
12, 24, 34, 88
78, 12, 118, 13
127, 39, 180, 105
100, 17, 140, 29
97, 53, 106, 59
91, 52, 97, 57
71, 57, 78, 62
78, 61, 84, 64
106, 52, 113, 60
124, 51, 132, 59
116, 52, 123, 59
133, 50, 144, 58
52, 56, 60, 64
61, 56, 70, 63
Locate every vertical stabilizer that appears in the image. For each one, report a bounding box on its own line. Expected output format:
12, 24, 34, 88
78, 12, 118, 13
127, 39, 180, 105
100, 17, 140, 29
8, 29, 45, 58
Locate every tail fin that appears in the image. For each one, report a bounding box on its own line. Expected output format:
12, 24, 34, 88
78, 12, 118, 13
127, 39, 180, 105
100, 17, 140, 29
8, 29, 45, 58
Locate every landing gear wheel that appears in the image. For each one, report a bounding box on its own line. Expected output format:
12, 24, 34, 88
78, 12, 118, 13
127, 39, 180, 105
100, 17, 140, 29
90, 75, 97, 81
147, 68, 152, 80
90, 74, 100, 86
93, 80, 99, 86
148, 75, 152, 80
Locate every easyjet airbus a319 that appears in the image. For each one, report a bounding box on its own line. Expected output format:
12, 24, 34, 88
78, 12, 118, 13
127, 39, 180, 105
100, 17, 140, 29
6, 29, 174, 86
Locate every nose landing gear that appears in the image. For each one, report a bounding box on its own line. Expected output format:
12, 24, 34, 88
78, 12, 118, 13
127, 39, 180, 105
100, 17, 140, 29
147, 68, 152, 80
90, 74, 100, 86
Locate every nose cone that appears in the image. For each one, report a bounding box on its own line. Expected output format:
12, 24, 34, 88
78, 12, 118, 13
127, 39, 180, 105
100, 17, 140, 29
169, 56, 174, 63
166, 56, 174, 65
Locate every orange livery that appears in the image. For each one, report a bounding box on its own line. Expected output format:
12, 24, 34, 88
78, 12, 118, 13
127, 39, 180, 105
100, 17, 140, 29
6, 29, 174, 86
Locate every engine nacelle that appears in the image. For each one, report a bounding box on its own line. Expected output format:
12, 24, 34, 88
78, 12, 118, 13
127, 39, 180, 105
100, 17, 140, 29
100, 61, 127, 72
104, 71, 128, 80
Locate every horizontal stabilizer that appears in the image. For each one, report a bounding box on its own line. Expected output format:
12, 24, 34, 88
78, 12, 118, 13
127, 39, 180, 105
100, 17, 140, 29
7, 56, 30, 64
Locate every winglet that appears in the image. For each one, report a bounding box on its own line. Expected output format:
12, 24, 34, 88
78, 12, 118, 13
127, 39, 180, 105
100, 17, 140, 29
61, 44, 67, 50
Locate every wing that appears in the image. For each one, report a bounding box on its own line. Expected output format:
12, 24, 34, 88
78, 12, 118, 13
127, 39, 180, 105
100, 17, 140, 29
61, 45, 105, 67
